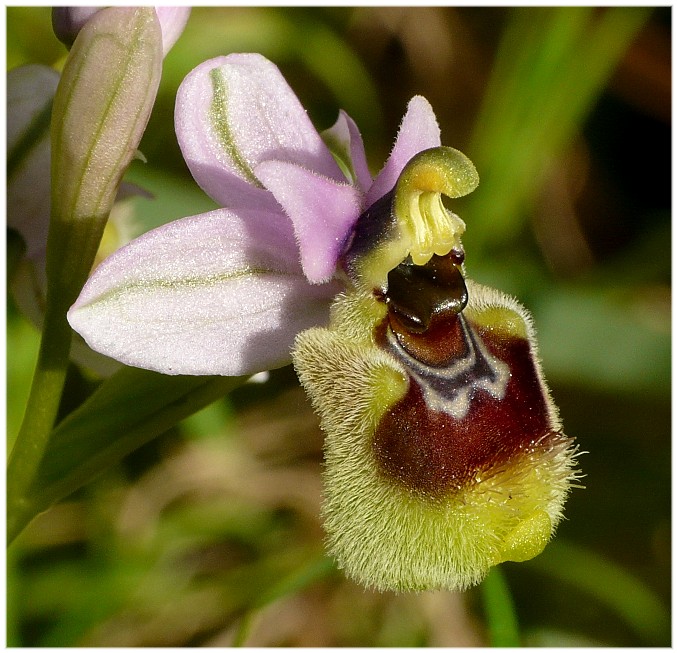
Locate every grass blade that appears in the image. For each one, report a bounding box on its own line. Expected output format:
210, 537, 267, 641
481, 565, 521, 647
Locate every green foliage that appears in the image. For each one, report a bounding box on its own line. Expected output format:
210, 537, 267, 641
526, 540, 670, 646
8, 367, 246, 542
467, 7, 652, 253
481, 567, 521, 647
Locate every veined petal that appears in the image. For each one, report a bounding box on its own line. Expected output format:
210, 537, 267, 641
365, 96, 441, 208
322, 110, 372, 194
7, 65, 60, 259
256, 161, 363, 284
175, 53, 344, 210
68, 208, 340, 376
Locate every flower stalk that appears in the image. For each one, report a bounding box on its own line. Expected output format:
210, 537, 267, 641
7, 7, 163, 540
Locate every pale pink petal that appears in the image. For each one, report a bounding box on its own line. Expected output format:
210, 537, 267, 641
256, 161, 363, 283
322, 110, 372, 194
154, 7, 190, 56
173, 56, 279, 211
68, 208, 340, 376
53, 7, 188, 56
365, 95, 441, 208
175, 53, 343, 210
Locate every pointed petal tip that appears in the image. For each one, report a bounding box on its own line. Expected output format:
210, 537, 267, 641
154, 7, 191, 56
366, 95, 441, 207
322, 109, 372, 194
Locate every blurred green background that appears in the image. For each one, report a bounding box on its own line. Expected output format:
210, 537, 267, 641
7, 6, 670, 647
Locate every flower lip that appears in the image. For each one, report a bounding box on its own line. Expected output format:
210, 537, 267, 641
385, 253, 468, 335
293, 282, 581, 592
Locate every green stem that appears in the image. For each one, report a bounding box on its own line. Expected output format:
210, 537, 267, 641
526, 540, 670, 645
7, 213, 108, 544
7, 367, 246, 544
6, 297, 73, 542
480, 565, 520, 647
7, 229, 26, 283
7, 8, 163, 545
232, 553, 336, 647
232, 612, 256, 648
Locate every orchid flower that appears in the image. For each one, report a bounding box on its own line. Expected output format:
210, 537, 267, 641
68, 53, 580, 592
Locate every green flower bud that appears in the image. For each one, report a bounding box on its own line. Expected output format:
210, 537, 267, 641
48, 7, 162, 304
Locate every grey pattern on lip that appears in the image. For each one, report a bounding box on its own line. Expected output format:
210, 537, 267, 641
385, 313, 510, 420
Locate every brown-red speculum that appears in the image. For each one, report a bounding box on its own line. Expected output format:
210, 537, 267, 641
373, 253, 554, 497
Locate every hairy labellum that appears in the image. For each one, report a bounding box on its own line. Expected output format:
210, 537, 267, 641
374, 257, 556, 499
293, 281, 579, 591
292, 146, 580, 592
